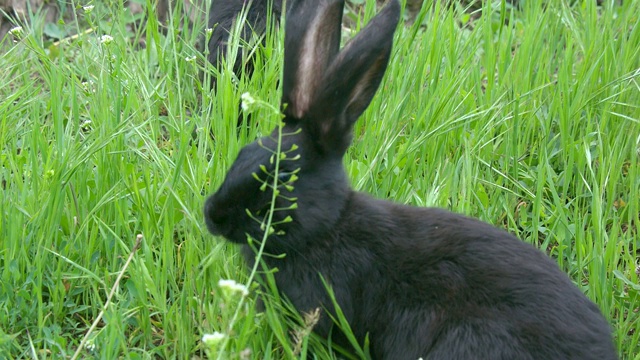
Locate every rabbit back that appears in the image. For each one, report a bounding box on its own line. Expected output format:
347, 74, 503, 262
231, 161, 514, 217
250, 192, 616, 359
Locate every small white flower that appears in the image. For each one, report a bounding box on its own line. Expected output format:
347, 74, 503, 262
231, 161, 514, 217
239, 348, 252, 360
81, 80, 96, 93
9, 26, 23, 38
100, 35, 113, 44
240, 92, 256, 112
80, 119, 92, 130
83, 5, 94, 13
86, 340, 96, 351
185, 55, 196, 62
202, 331, 226, 346
218, 278, 249, 297
205, 28, 213, 36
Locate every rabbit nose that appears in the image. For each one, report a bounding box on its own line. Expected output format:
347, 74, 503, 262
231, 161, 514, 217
204, 196, 228, 235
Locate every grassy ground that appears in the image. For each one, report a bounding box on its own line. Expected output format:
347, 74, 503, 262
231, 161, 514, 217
0, 0, 639, 358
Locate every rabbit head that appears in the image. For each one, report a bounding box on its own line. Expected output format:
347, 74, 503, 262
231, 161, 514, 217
204, 0, 400, 253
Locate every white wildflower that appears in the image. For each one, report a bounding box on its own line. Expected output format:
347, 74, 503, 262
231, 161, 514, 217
202, 331, 226, 346
239, 348, 252, 360
205, 28, 213, 37
218, 278, 249, 297
86, 339, 96, 351
100, 35, 113, 44
240, 92, 256, 112
185, 55, 196, 62
81, 80, 96, 93
83, 5, 94, 13
9, 26, 23, 38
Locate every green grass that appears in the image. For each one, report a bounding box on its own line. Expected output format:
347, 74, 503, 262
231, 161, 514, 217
1, 0, 639, 358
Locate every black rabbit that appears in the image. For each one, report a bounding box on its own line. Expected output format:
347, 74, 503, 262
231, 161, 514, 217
207, 0, 284, 82
204, 0, 617, 358
207, 0, 288, 127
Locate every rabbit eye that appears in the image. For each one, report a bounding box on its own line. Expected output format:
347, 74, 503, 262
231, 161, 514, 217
277, 171, 292, 183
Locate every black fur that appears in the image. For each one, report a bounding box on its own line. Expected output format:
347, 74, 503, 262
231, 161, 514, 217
207, 0, 284, 80
204, 0, 617, 358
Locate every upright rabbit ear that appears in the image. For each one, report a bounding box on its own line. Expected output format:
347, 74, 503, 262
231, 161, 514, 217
281, 0, 345, 119
308, 0, 400, 153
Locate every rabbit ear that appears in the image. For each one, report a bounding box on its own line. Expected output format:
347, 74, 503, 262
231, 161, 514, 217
282, 0, 345, 119
307, 0, 400, 153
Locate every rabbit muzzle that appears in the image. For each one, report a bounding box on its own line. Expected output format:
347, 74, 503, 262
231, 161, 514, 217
203, 196, 226, 236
